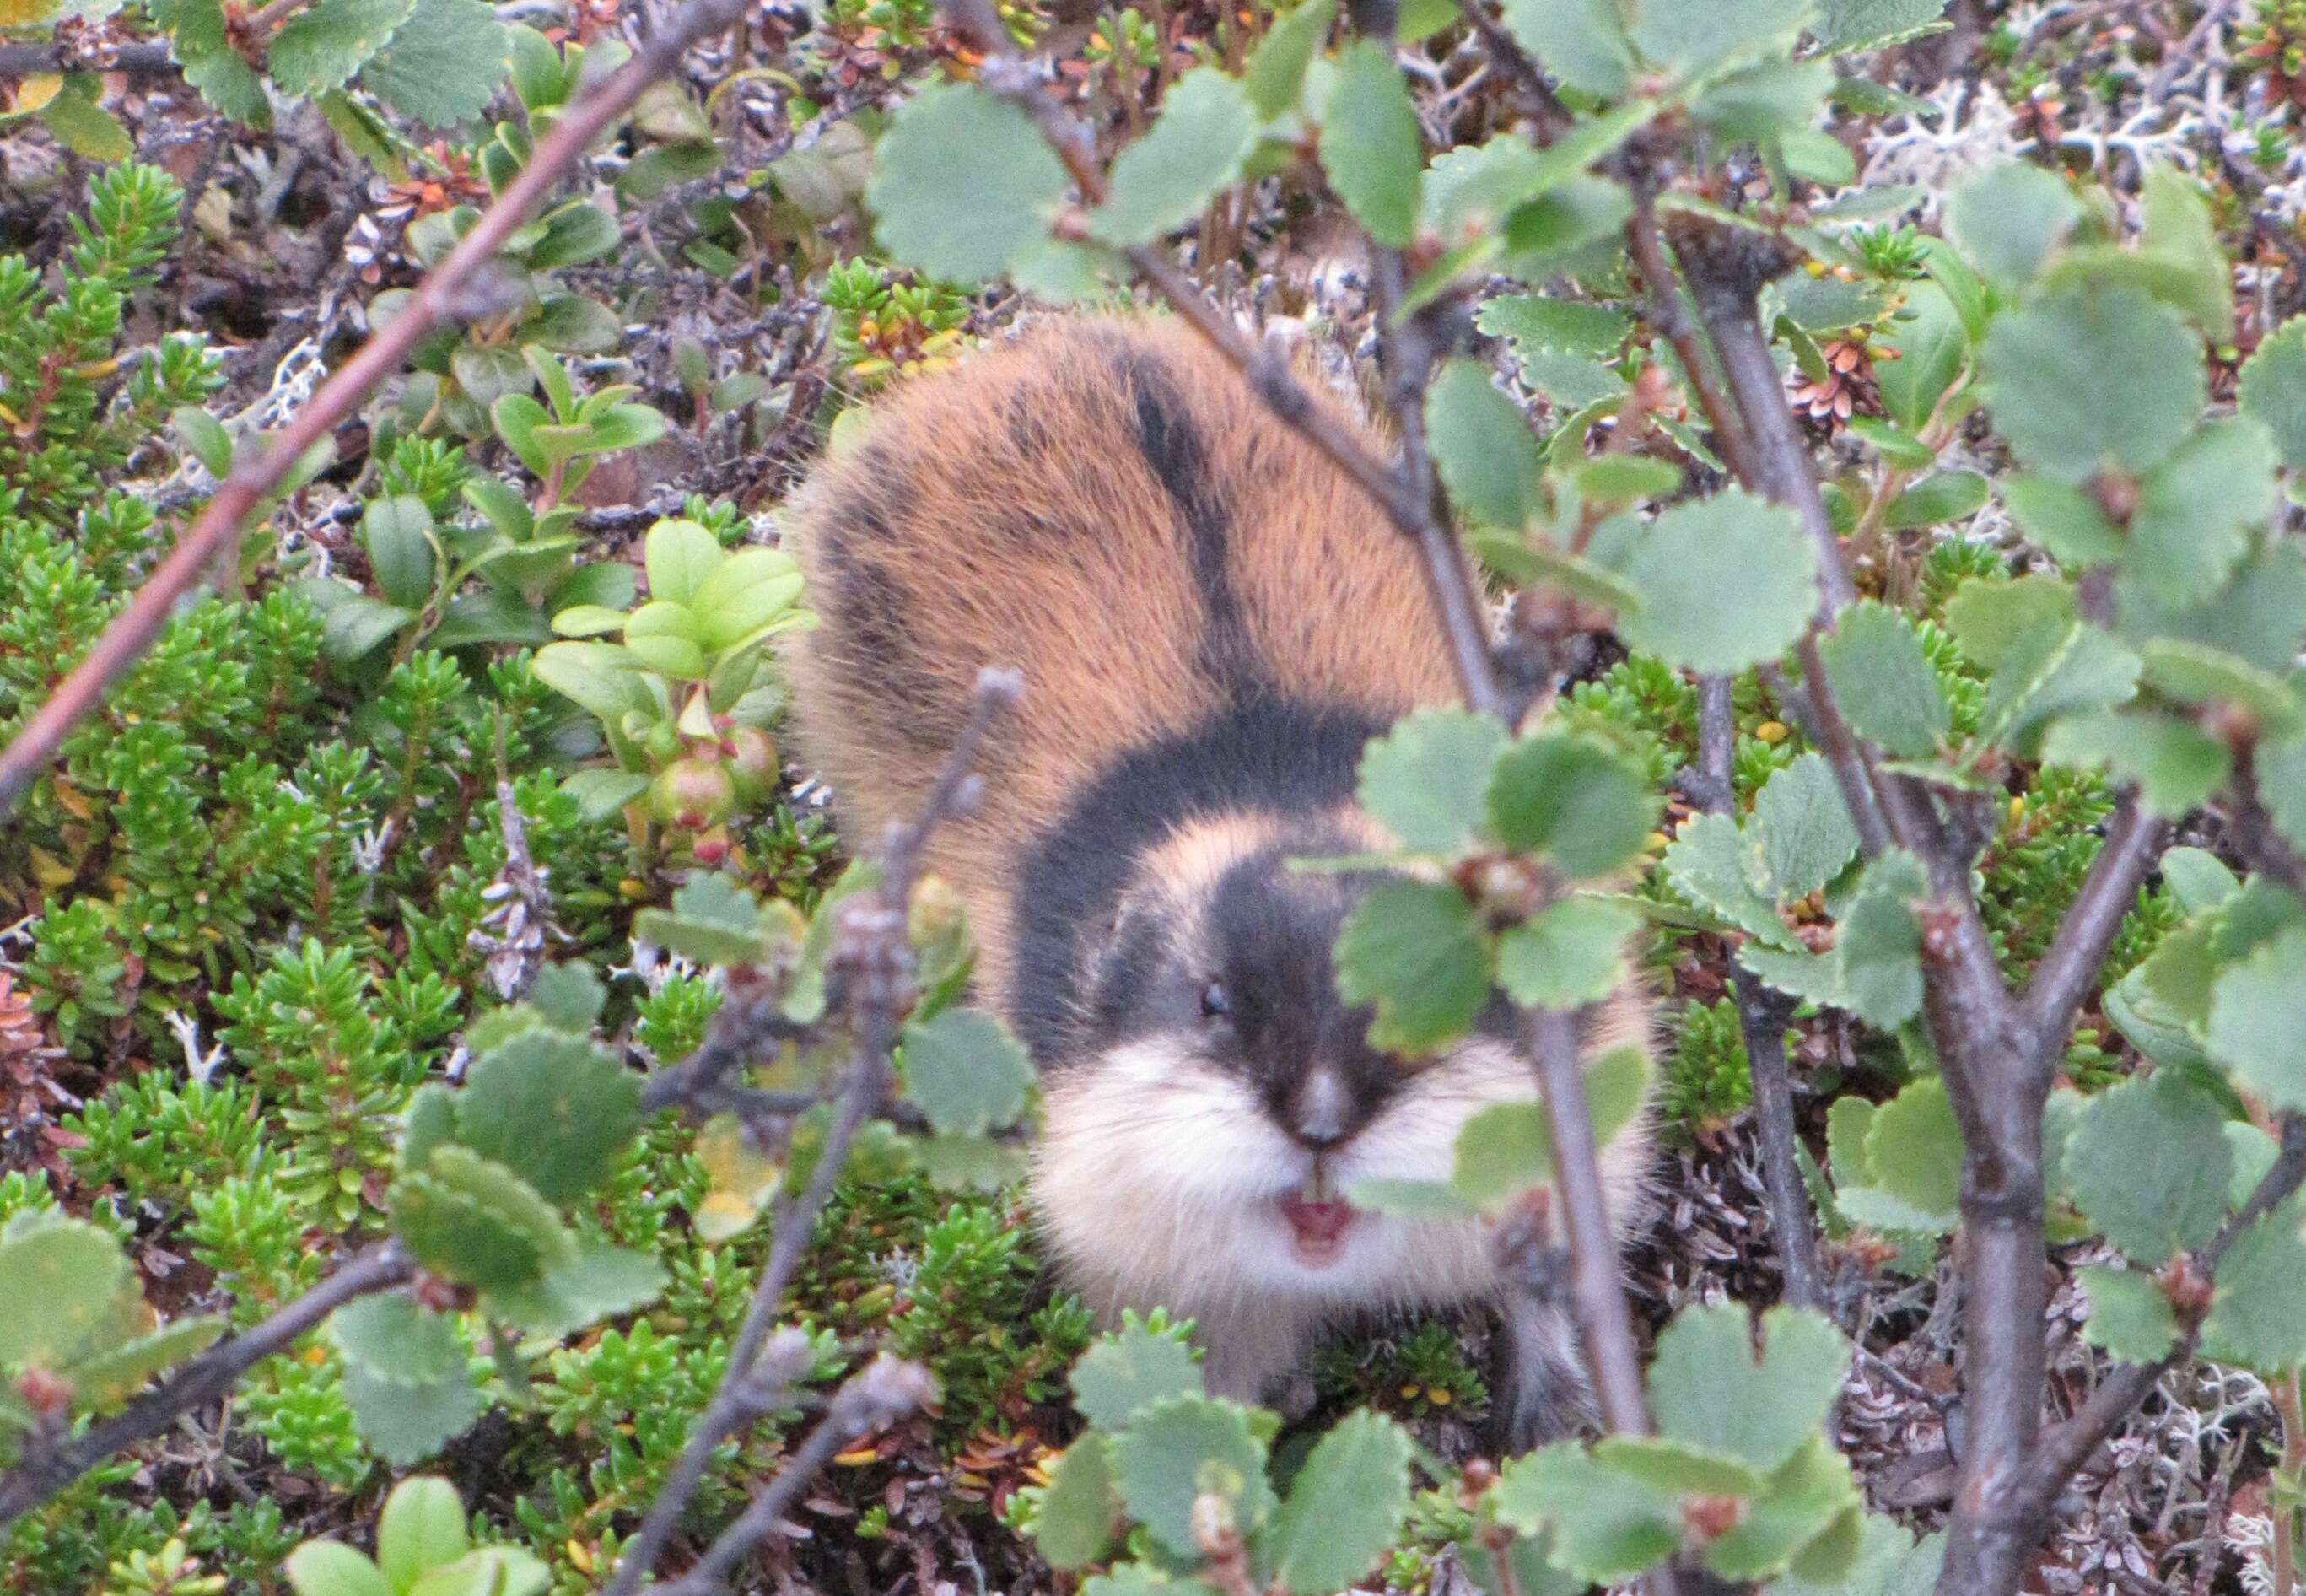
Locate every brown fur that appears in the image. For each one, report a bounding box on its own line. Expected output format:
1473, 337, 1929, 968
781, 315, 1457, 1007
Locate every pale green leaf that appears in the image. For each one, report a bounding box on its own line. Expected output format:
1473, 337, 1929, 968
1862, 1075, 1962, 1225
1496, 0, 1634, 97
333, 1293, 465, 1385
1748, 753, 1859, 903
1266, 1410, 1413, 1594
1612, 490, 1818, 671
1881, 470, 1987, 531
1812, 0, 1950, 52
1484, 731, 1658, 880
899, 1008, 1035, 1136
482, 1241, 667, 1339
869, 81, 1069, 281
377, 1477, 469, 1595
1243, 0, 1334, 120
269, 0, 419, 95
287, 1544, 394, 1596
1703, 1435, 1861, 1582
1452, 1102, 1552, 1210
0, 1218, 128, 1368
2123, 418, 2277, 606
1664, 811, 1797, 944
2068, 1070, 2232, 1264
1476, 291, 1630, 360
1318, 40, 1423, 247
1490, 1442, 1681, 1583
1650, 1303, 1849, 1475
1108, 1396, 1275, 1560
2077, 1265, 2179, 1364
2200, 1206, 2306, 1372
1357, 707, 1511, 854
1070, 1314, 1204, 1430
1875, 279, 1964, 435
1627, 0, 1808, 68
2002, 473, 2126, 568
455, 1031, 639, 1204
1944, 161, 2077, 287
1817, 601, 1949, 759
2039, 709, 2231, 818
1495, 896, 1640, 1008
1979, 281, 2205, 483
1034, 1435, 1119, 1570
38, 88, 135, 161
2239, 314, 2306, 471
1426, 359, 1543, 528
1335, 881, 1491, 1053
343, 1359, 482, 1468
361, 0, 509, 125
1091, 70, 1258, 247
2206, 928, 2306, 1113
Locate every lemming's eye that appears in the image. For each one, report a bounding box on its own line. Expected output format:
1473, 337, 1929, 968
1199, 979, 1231, 1020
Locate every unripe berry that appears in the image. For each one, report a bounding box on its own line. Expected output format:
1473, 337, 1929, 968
650, 758, 735, 829
723, 725, 780, 804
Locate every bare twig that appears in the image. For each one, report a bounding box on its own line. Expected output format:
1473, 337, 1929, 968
1622, 190, 1758, 486
1694, 677, 1821, 1308
0, 40, 177, 75
0, 0, 760, 811
1524, 1006, 1650, 1432
649, 1356, 937, 1596
603, 671, 1019, 1596
2232, 756, 2306, 904
0, 1242, 413, 1529
2018, 794, 2163, 1058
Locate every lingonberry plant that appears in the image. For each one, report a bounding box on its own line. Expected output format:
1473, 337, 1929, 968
3, 0, 2305, 1593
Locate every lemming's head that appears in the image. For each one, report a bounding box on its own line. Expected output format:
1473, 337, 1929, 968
1027, 808, 1538, 1308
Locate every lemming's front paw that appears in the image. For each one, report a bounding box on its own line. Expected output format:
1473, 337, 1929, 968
1490, 1292, 1597, 1455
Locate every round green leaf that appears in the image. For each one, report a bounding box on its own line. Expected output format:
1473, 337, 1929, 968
899, 1008, 1035, 1136
1425, 359, 1544, 529
2239, 314, 2306, 471
379, 1477, 471, 1594
1333, 879, 1492, 1054
1355, 706, 1511, 854
1107, 1396, 1275, 1561
869, 81, 1070, 282
1484, 731, 1657, 879
1980, 281, 2205, 483
1265, 1410, 1412, 1594
453, 1031, 640, 1204
1612, 490, 1818, 672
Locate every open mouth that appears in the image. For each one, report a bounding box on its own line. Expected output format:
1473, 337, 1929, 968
1277, 1167, 1357, 1267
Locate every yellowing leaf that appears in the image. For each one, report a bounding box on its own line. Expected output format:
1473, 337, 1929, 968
15, 73, 63, 112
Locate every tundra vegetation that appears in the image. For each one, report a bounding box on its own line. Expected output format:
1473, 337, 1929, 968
0, 1, 2303, 1594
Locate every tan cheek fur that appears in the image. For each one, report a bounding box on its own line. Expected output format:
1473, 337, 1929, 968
1028, 1014, 1657, 1400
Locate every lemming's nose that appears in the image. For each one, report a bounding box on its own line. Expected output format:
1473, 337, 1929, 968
1290, 1067, 1352, 1151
